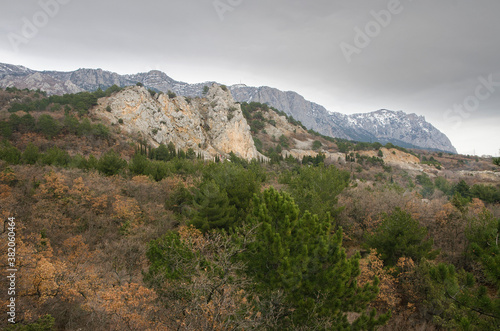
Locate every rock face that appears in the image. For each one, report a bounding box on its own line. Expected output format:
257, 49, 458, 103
94, 84, 260, 161
0, 63, 457, 153
229, 87, 457, 153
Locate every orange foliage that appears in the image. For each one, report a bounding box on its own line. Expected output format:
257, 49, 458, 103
68, 176, 109, 213
68, 177, 92, 201
36, 171, 69, 200
96, 283, 162, 330
131, 175, 152, 184
469, 198, 486, 216
358, 249, 400, 309
0, 167, 16, 184
435, 202, 457, 226
113, 195, 142, 230
0, 183, 14, 219
395, 257, 419, 309
178, 225, 208, 252
0, 183, 11, 199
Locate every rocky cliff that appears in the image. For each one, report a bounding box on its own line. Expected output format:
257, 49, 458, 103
93, 84, 260, 161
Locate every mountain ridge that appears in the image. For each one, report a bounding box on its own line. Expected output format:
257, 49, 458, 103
0, 63, 457, 153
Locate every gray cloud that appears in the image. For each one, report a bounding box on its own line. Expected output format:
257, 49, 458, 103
1, 0, 499, 155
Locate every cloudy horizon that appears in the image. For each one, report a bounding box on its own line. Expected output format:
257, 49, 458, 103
1, 0, 499, 156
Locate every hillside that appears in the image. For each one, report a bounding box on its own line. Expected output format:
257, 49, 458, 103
0, 85, 499, 330
0, 63, 457, 153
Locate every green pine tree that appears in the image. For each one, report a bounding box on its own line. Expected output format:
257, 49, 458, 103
96, 149, 127, 176
365, 208, 438, 266
242, 188, 389, 329
190, 180, 236, 232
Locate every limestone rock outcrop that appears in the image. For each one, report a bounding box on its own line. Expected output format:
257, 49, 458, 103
93, 84, 260, 160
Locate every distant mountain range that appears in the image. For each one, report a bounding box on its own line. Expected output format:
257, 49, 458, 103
0, 63, 457, 153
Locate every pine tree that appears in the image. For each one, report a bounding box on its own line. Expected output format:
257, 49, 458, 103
242, 188, 389, 329
283, 163, 350, 220
365, 208, 438, 266
21, 142, 40, 165
96, 149, 127, 176
191, 180, 236, 232
129, 153, 149, 176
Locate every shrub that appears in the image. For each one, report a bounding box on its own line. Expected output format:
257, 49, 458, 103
21, 143, 40, 165
97, 149, 127, 176
37, 114, 61, 139
0, 141, 21, 164
0, 121, 12, 139
41, 146, 71, 167
365, 208, 438, 266
91, 123, 110, 139
63, 115, 80, 135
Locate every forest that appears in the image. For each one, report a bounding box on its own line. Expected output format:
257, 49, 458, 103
0, 86, 499, 330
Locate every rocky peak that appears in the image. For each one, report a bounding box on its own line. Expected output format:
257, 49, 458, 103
93, 84, 261, 161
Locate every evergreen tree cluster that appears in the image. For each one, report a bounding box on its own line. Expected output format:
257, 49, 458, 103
0, 113, 110, 140
7, 85, 123, 115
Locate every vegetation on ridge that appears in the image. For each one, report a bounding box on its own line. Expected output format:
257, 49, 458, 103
0, 86, 498, 330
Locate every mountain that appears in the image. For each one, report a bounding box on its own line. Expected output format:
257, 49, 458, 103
0, 63, 457, 153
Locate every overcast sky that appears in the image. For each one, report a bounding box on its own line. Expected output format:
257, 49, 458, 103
1, 0, 499, 156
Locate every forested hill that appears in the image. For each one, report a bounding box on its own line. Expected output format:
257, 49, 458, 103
0, 86, 499, 330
